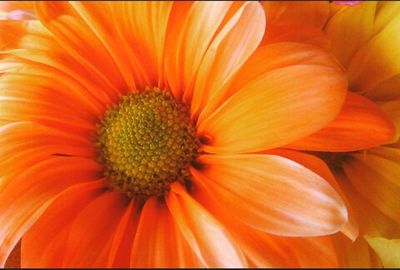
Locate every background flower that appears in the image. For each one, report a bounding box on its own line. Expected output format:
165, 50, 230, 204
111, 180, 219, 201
262, 1, 400, 267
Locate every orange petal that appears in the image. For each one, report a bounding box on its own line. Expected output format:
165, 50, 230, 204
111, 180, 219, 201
263, 23, 331, 49
268, 148, 358, 241
166, 182, 247, 268
189, 1, 265, 122
379, 99, 400, 143
230, 42, 342, 93
109, 2, 173, 88
333, 234, 375, 267
288, 237, 339, 267
198, 64, 347, 154
262, 1, 330, 29
191, 173, 339, 267
34, 2, 128, 97
287, 92, 396, 152
131, 197, 202, 268
107, 200, 139, 267
0, 156, 102, 267
344, 147, 400, 223
21, 180, 106, 267
192, 154, 347, 237
59, 191, 129, 267
164, 2, 233, 100
0, 21, 28, 51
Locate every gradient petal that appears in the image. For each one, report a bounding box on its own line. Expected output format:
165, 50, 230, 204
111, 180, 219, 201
131, 197, 201, 268
21, 180, 106, 267
198, 64, 347, 153
166, 182, 246, 268
191, 154, 347, 237
287, 92, 396, 152
190, 1, 265, 122
365, 236, 400, 268
344, 147, 400, 224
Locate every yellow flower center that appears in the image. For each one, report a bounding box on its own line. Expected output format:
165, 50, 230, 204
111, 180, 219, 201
97, 88, 199, 198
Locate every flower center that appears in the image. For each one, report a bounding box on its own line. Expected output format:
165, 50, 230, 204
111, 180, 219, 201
97, 88, 199, 198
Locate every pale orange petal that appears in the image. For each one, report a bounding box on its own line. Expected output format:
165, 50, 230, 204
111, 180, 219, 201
198, 65, 347, 154
131, 197, 202, 268
166, 182, 247, 268
21, 180, 106, 267
192, 174, 339, 267
287, 92, 396, 152
268, 148, 358, 241
191, 154, 347, 237
164, 2, 233, 100
189, 1, 265, 123
230, 42, 342, 94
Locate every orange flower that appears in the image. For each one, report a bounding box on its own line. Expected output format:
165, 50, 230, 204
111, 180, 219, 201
1, 1, 350, 267
262, 1, 400, 267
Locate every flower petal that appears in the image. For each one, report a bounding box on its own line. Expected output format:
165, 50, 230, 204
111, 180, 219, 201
344, 147, 400, 223
262, 1, 329, 29
263, 23, 331, 49
59, 191, 129, 267
380, 99, 400, 143
190, 1, 265, 123
164, 2, 232, 100
107, 200, 138, 267
325, 1, 378, 68
109, 1, 173, 88
198, 64, 347, 153
35, 1, 128, 96
192, 154, 347, 237
230, 42, 344, 93
192, 172, 339, 267
269, 148, 358, 241
131, 197, 202, 268
0, 157, 102, 267
166, 182, 247, 268
365, 236, 400, 268
21, 180, 106, 267
286, 92, 396, 152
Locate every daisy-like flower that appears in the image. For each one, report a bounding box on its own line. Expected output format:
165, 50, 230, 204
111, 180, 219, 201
262, 1, 400, 267
1, 1, 350, 267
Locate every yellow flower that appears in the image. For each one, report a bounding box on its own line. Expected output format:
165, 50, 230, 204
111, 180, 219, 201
262, 1, 400, 267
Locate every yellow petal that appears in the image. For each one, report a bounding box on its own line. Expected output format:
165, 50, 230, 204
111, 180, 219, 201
365, 236, 400, 268
344, 147, 400, 224
325, 2, 378, 68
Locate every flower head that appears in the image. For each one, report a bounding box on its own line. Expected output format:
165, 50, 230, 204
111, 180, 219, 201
1, 1, 350, 267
